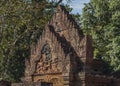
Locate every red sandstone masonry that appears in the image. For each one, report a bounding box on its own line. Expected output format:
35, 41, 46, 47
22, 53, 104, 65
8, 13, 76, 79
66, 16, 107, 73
23, 5, 120, 86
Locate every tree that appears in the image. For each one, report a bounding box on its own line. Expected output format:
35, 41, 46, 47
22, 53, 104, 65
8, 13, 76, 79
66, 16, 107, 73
82, 0, 120, 71
0, 0, 48, 81
0, 0, 73, 82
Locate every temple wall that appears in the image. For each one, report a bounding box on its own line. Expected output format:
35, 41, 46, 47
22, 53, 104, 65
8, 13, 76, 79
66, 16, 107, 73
33, 74, 63, 86
85, 75, 120, 86
23, 5, 120, 86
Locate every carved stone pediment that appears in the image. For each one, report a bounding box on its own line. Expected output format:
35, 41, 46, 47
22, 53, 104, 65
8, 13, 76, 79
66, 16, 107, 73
24, 5, 94, 86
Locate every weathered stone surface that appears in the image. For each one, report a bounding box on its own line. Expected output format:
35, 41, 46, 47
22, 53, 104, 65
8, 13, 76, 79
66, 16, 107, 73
22, 5, 120, 86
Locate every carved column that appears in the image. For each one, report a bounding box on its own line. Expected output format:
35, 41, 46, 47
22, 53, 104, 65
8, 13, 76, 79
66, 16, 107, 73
23, 59, 32, 82
62, 53, 73, 86
62, 73, 70, 86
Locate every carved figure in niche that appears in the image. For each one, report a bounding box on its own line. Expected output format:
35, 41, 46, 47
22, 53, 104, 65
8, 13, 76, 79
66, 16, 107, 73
62, 58, 70, 73
41, 43, 52, 61
51, 58, 61, 73
55, 22, 62, 32
36, 43, 52, 74
36, 56, 44, 74
36, 43, 62, 74
51, 61, 57, 73
50, 78, 58, 85
43, 61, 51, 73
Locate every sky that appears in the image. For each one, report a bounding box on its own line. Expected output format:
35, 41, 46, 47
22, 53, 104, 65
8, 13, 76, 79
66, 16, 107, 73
63, 0, 90, 14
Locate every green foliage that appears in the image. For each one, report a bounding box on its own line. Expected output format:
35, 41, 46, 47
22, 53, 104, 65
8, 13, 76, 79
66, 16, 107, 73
0, 0, 51, 82
0, 0, 73, 82
82, 0, 120, 71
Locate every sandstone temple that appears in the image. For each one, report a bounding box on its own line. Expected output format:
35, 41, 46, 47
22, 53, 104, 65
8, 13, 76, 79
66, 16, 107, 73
11, 5, 120, 86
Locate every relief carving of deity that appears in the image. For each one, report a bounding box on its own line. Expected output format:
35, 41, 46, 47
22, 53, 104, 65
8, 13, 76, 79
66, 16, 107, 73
36, 43, 62, 74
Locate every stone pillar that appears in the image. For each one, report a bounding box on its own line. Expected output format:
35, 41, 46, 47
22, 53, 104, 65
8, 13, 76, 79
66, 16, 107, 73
62, 73, 70, 86
77, 72, 86, 86
23, 59, 33, 82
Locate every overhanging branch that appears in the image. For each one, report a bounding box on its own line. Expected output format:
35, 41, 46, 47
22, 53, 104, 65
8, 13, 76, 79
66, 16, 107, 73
55, 0, 63, 7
